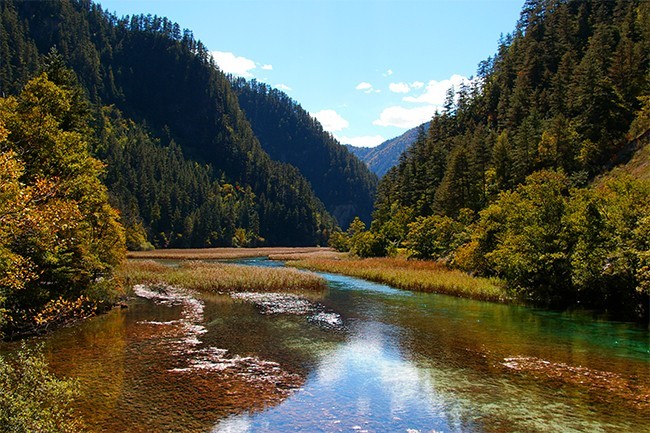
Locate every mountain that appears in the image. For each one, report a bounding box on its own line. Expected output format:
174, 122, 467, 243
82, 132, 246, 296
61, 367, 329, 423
231, 79, 378, 228
360, 0, 650, 320
0, 0, 344, 247
375, 0, 650, 222
346, 122, 430, 177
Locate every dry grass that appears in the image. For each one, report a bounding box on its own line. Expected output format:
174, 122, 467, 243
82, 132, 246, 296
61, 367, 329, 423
119, 260, 327, 294
288, 256, 509, 303
268, 249, 347, 261
127, 247, 332, 261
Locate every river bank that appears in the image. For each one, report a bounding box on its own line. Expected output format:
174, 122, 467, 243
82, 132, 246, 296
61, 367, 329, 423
127, 247, 508, 303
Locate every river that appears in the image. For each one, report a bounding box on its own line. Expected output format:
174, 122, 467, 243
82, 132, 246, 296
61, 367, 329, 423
6, 258, 649, 432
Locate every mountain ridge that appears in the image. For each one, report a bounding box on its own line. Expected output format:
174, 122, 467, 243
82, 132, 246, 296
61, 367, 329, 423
346, 122, 430, 178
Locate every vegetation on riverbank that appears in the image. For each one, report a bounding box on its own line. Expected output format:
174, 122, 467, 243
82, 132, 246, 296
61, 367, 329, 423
127, 247, 330, 261
119, 260, 327, 294
0, 62, 125, 340
0, 345, 85, 433
288, 257, 508, 303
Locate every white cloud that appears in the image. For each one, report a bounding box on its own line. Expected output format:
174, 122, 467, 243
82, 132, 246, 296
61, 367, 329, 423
275, 83, 292, 91
411, 81, 424, 89
313, 109, 349, 132
211, 51, 257, 78
356, 81, 380, 93
383, 69, 393, 77
389, 82, 411, 93
261, 64, 273, 70
337, 134, 386, 148
403, 74, 468, 105
373, 105, 438, 129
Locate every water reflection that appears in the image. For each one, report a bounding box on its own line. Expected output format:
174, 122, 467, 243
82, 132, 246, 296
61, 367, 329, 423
212, 322, 459, 433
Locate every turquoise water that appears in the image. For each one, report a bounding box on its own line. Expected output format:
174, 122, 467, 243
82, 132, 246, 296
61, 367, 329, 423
7, 259, 649, 432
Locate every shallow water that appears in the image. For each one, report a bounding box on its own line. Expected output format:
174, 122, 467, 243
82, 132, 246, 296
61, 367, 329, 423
5, 258, 649, 432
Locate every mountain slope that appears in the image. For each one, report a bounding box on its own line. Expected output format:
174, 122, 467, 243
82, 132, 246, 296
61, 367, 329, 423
347, 122, 430, 177
0, 0, 337, 246
232, 79, 378, 227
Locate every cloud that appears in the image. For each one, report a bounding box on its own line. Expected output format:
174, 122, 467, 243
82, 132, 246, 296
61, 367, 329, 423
261, 64, 273, 70
373, 105, 438, 129
403, 74, 469, 105
411, 81, 424, 89
356, 82, 381, 94
275, 84, 292, 91
383, 69, 393, 77
389, 82, 411, 94
211, 51, 257, 77
313, 109, 349, 132
337, 134, 386, 148
356, 82, 378, 94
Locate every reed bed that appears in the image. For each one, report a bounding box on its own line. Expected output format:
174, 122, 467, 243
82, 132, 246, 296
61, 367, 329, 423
288, 257, 509, 303
119, 260, 327, 294
268, 249, 346, 261
127, 247, 331, 261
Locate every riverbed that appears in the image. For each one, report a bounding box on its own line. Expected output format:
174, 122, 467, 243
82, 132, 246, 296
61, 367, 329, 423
6, 257, 650, 432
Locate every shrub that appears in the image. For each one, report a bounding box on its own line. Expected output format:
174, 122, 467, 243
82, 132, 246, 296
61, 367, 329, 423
0, 345, 85, 432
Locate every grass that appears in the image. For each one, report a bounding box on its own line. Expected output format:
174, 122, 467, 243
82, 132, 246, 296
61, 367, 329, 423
287, 256, 509, 303
118, 260, 327, 294
267, 249, 346, 261
127, 247, 331, 260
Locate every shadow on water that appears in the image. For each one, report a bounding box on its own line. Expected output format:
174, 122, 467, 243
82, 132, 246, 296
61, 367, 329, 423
3, 258, 648, 432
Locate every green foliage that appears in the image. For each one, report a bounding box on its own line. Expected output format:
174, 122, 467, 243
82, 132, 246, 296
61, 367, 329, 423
480, 170, 574, 304
328, 217, 386, 257
0, 345, 85, 432
405, 214, 468, 261
349, 231, 387, 258
328, 229, 350, 252
465, 169, 650, 319
0, 73, 125, 337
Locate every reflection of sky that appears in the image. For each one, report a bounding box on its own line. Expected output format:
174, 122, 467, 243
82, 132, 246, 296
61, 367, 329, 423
211, 321, 458, 433
322, 273, 410, 297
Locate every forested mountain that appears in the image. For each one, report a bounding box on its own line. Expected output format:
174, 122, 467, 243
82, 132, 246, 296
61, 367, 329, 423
0, 0, 337, 247
232, 79, 378, 227
375, 0, 649, 221
346, 123, 430, 178
341, 0, 650, 321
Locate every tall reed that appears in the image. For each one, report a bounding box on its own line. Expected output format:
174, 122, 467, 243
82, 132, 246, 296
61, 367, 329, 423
288, 257, 508, 302
119, 260, 327, 293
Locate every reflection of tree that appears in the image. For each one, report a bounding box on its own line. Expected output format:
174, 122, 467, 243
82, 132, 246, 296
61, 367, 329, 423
42, 308, 127, 430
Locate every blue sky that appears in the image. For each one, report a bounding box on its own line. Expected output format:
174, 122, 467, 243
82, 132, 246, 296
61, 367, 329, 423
99, 0, 523, 147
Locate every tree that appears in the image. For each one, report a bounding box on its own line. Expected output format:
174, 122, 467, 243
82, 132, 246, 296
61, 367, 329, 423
0, 73, 125, 336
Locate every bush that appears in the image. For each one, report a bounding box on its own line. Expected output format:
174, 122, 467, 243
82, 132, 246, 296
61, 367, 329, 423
349, 231, 387, 258
405, 214, 468, 260
0, 345, 85, 432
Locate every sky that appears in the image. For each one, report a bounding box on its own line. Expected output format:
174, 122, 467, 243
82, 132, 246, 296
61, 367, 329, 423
98, 0, 524, 147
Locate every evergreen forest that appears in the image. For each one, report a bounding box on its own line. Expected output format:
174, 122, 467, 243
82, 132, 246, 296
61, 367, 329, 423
0, 0, 380, 251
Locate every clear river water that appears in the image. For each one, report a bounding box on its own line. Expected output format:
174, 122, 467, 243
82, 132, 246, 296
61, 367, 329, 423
6, 258, 649, 432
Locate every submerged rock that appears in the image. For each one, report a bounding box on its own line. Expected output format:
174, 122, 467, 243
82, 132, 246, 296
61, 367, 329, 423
230, 292, 345, 331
